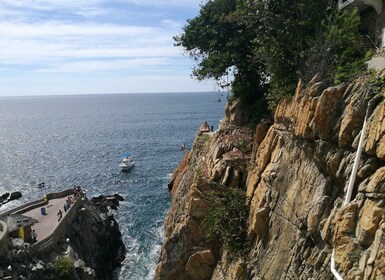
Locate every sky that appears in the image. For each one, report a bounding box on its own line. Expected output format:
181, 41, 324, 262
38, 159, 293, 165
0, 0, 215, 96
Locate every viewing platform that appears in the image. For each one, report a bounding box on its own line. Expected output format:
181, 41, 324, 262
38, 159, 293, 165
0, 187, 85, 256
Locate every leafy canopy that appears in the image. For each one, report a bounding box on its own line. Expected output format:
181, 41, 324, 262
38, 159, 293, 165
174, 0, 265, 108
303, 8, 369, 86
176, 0, 368, 116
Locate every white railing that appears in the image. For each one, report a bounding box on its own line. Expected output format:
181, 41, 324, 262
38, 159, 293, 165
330, 95, 378, 279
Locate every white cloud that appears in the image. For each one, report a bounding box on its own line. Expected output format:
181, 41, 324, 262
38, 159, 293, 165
116, 0, 203, 8
0, 0, 209, 95
0, 73, 214, 95
0, 0, 104, 11
0, 0, 202, 15
36, 58, 170, 73
0, 22, 158, 37
0, 20, 179, 66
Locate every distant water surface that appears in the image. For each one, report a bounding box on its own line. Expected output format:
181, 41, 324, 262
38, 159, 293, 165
0, 92, 225, 279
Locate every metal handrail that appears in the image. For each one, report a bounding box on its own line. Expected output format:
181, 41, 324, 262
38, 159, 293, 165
39, 237, 54, 252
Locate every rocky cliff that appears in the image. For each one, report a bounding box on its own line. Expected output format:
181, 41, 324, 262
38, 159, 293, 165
156, 76, 385, 280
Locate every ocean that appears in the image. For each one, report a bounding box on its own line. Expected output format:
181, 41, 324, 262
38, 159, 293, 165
0, 92, 225, 279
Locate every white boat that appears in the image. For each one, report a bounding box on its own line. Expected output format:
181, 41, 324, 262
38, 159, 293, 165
120, 156, 135, 171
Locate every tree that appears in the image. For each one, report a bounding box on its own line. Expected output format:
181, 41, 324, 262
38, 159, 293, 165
174, 0, 267, 109
238, 0, 333, 108
176, 0, 358, 114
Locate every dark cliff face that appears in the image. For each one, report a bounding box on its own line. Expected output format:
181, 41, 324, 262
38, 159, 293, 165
68, 195, 126, 280
156, 78, 385, 280
0, 194, 125, 280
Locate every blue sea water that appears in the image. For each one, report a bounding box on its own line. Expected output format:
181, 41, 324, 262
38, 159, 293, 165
0, 92, 225, 279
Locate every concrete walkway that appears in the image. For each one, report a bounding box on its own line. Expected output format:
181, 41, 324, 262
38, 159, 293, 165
24, 197, 73, 242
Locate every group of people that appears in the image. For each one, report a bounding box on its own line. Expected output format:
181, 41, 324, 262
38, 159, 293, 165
31, 184, 86, 245
58, 185, 84, 221
73, 185, 83, 198
63, 195, 75, 212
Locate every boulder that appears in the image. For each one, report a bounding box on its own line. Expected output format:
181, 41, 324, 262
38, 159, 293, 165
185, 250, 216, 280
9, 192, 22, 201
356, 199, 385, 246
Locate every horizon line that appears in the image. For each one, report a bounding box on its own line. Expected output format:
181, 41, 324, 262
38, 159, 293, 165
0, 90, 229, 99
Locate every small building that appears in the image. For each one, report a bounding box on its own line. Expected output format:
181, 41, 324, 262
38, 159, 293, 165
339, 0, 384, 47
199, 121, 211, 134
1, 214, 37, 243
339, 0, 385, 70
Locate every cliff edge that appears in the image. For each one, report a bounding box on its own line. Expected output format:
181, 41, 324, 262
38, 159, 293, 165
156, 76, 385, 280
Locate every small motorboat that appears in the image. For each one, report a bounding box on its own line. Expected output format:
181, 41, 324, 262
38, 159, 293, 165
120, 156, 135, 171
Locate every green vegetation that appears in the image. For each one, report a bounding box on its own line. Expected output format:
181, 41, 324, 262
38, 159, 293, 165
303, 8, 370, 86
235, 140, 250, 152
203, 183, 249, 256
244, 0, 332, 109
174, 0, 268, 120
198, 134, 211, 144
368, 70, 385, 93
175, 0, 372, 118
54, 257, 74, 280
348, 247, 362, 263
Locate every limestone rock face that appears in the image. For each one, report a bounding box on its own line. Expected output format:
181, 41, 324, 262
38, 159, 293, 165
156, 115, 255, 280
156, 77, 385, 280
185, 250, 216, 280
224, 99, 250, 126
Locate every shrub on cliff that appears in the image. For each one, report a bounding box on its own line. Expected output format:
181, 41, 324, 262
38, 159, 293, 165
302, 8, 370, 86
54, 257, 74, 280
203, 183, 249, 256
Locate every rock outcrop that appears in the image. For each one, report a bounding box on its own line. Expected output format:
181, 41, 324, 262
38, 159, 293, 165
0, 194, 125, 280
156, 76, 385, 280
0, 192, 22, 207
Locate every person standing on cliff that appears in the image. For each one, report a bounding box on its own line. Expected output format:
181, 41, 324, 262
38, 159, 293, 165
32, 230, 37, 243
57, 209, 63, 222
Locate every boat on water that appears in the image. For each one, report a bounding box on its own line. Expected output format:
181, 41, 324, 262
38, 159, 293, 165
119, 155, 135, 171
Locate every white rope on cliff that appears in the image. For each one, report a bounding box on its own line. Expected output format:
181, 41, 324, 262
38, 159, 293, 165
331, 249, 344, 280
330, 94, 379, 280
343, 110, 369, 205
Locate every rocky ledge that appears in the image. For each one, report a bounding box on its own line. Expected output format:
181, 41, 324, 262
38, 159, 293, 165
0, 193, 126, 280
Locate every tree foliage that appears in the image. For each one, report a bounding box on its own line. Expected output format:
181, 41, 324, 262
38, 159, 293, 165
174, 0, 265, 107
176, 0, 369, 116
239, 0, 334, 108
303, 8, 369, 86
